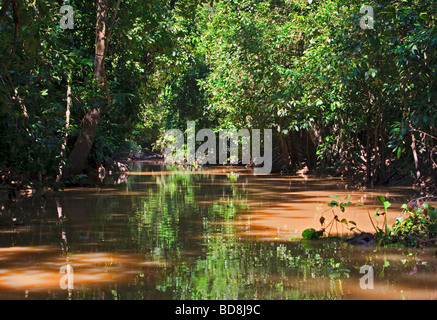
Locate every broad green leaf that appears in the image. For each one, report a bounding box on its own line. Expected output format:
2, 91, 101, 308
302, 228, 315, 240
377, 196, 386, 204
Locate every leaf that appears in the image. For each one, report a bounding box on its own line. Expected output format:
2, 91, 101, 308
429, 209, 437, 221
423, 203, 431, 209
319, 216, 325, 225
328, 200, 339, 207
302, 228, 315, 240
81, 58, 94, 68
313, 230, 324, 239
376, 196, 386, 204
302, 228, 323, 240
377, 196, 391, 209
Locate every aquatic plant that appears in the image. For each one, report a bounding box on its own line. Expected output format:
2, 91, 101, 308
302, 195, 437, 247
386, 202, 437, 247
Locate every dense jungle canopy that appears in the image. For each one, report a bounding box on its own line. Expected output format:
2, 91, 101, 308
0, 0, 436, 190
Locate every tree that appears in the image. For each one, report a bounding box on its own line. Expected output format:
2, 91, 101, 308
63, 0, 116, 177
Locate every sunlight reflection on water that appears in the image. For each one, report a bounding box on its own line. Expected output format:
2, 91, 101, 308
0, 163, 435, 300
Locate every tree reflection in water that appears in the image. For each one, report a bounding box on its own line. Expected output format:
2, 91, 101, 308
0, 164, 436, 299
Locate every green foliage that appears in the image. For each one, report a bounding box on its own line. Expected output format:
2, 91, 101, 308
303, 194, 358, 239
303, 194, 437, 247
0, 0, 204, 184
1, 0, 436, 188
302, 228, 324, 240
387, 201, 437, 247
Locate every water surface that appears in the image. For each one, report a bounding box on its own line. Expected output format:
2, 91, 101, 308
0, 162, 436, 300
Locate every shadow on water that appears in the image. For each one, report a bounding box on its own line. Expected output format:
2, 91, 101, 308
0, 162, 436, 300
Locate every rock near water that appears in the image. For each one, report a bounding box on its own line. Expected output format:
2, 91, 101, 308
345, 232, 377, 246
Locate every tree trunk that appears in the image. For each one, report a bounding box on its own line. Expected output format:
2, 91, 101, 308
287, 131, 298, 168
374, 98, 386, 184
373, 109, 380, 183
279, 133, 290, 170
62, 0, 108, 178
277, 118, 294, 171
56, 70, 72, 183
366, 110, 372, 187
378, 97, 386, 183
411, 132, 420, 181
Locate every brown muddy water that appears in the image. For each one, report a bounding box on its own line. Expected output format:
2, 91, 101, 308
0, 162, 436, 300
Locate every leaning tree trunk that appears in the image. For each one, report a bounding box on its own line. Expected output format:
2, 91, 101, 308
62, 0, 108, 178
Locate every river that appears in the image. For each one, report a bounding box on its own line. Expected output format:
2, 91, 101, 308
0, 162, 436, 300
